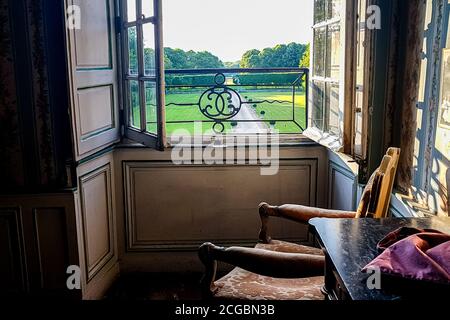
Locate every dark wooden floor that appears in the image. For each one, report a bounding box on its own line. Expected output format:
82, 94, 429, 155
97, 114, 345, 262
105, 273, 204, 300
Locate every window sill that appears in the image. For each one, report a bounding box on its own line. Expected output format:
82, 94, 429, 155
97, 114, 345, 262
117, 134, 321, 149
303, 127, 343, 153
390, 191, 436, 218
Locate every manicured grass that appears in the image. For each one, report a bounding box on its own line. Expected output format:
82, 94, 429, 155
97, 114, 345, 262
142, 89, 306, 135
241, 90, 306, 133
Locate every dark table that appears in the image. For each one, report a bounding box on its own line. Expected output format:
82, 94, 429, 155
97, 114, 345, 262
309, 217, 450, 300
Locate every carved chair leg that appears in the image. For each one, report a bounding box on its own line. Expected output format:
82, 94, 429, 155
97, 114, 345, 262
198, 242, 219, 298
258, 202, 279, 244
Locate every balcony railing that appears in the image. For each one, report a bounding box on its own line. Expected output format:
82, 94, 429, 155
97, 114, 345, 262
161, 68, 308, 135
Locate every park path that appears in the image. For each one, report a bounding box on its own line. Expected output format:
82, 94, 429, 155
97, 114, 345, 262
230, 92, 269, 134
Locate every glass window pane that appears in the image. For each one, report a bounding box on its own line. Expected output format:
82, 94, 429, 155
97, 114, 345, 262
128, 27, 138, 75
327, 83, 340, 136
145, 82, 158, 134
327, 0, 341, 20
326, 23, 341, 79
314, 0, 326, 24
312, 81, 325, 131
356, 28, 365, 86
142, 0, 154, 18
127, 0, 137, 22
313, 27, 326, 77
129, 80, 140, 129
359, 0, 367, 23
143, 23, 156, 76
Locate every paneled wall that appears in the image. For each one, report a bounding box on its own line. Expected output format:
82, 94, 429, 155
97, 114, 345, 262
0, 194, 79, 297
327, 151, 359, 211
75, 152, 119, 299
115, 145, 328, 272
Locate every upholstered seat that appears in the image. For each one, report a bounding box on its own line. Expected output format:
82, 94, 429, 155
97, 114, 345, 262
255, 240, 324, 256
214, 240, 325, 300
215, 268, 324, 300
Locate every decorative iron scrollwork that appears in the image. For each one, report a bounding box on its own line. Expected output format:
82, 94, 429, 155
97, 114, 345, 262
198, 74, 242, 133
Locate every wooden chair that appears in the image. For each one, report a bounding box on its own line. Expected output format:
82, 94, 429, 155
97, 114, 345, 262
198, 148, 401, 300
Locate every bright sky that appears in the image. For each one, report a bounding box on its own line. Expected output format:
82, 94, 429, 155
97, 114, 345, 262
162, 0, 313, 62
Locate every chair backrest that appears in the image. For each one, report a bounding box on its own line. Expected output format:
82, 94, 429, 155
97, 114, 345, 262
355, 148, 401, 219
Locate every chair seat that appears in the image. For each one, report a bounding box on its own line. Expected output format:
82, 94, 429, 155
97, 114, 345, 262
213, 240, 325, 300
255, 240, 324, 256
214, 268, 325, 300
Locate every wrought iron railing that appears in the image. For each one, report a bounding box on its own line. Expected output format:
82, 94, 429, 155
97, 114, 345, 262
161, 68, 308, 135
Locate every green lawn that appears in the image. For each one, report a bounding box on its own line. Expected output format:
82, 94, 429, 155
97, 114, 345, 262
142, 89, 306, 135
241, 90, 306, 133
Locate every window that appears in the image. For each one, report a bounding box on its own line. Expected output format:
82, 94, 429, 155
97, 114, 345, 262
353, 0, 369, 159
122, 0, 165, 149
310, 0, 342, 139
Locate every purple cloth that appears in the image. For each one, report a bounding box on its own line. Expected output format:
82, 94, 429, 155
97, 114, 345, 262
362, 227, 450, 284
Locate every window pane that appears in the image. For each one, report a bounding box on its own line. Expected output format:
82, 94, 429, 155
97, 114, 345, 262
312, 81, 325, 131
326, 23, 341, 79
327, 0, 341, 20
129, 80, 140, 129
128, 27, 138, 75
142, 0, 154, 18
313, 27, 326, 77
314, 0, 326, 24
356, 28, 365, 86
359, 0, 367, 23
327, 83, 340, 136
145, 82, 158, 134
127, 0, 137, 22
143, 23, 156, 76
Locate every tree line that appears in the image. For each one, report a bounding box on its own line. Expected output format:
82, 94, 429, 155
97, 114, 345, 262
129, 29, 310, 71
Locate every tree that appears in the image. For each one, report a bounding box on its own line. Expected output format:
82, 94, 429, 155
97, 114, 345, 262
300, 43, 310, 68
164, 48, 223, 69
240, 49, 261, 68
239, 43, 307, 68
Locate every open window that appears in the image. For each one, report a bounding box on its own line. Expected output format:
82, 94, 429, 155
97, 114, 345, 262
307, 0, 371, 158
306, 0, 344, 149
121, 0, 166, 149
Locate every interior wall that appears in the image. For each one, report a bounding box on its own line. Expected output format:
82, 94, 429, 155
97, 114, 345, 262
412, 0, 449, 216
0, 0, 72, 192
114, 145, 328, 273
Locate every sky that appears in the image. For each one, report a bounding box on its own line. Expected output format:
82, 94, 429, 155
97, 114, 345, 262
162, 0, 313, 62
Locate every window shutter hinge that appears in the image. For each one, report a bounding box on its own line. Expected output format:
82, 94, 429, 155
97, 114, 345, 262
119, 109, 125, 136
115, 16, 122, 34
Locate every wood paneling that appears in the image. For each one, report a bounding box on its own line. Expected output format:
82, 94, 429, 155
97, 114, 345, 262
77, 85, 114, 139
0, 194, 80, 297
65, 0, 119, 160
0, 208, 25, 294
33, 208, 69, 291
124, 160, 318, 251
79, 163, 115, 281
328, 152, 358, 211
73, 0, 111, 69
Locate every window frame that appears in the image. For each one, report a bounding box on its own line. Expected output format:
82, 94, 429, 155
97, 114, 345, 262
307, 0, 369, 156
120, 0, 166, 150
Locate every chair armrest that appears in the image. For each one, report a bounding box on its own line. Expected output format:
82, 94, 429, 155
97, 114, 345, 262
259, 203, 356, 243
198, 242, 325, 297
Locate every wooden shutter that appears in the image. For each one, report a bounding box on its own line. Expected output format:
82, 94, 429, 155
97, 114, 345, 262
65, 0, 120, 160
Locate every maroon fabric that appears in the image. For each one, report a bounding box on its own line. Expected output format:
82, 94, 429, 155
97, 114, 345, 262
363, 227, 450, 284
